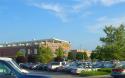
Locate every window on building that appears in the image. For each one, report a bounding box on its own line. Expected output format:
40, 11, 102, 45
34, 49, 37, 54
28, 49, 30, 54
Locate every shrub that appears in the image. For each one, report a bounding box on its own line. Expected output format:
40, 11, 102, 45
54, 57, 64, 62
16, 56, 27, 64
98, 68, 112, 73
80, 71, 109, 77
27, 55, 37, 63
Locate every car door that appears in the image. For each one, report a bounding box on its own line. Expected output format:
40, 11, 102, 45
0, 61, 17, 78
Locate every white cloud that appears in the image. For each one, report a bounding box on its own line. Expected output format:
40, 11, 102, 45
73, 0, 92, 12
87, 16, 125, 33
100, 0, 125, 6
26, 0, 125, 22
70, 0, 125, 14
73, 0, 125, 11
31, 3, 67, 22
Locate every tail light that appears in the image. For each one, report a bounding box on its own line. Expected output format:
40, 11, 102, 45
112, 69, 124, 72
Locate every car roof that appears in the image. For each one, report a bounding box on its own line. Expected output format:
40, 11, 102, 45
0, 57, 12, 61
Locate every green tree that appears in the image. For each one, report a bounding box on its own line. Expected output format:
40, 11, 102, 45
16, 51, 25, 57
16, 51, 27, 63
90, 52, 97, 61
76, 52, 84, 60
54, 47, 65, 62
95, 24, 125, 60
68, 52, 74, 60
55, 47, 64, 58
94, 46, 105, 60
83, 52, 88, 61
37, 46, 54, 64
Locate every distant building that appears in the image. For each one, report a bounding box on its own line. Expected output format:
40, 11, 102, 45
70, 49, 92, 60
0, 38, 71, 57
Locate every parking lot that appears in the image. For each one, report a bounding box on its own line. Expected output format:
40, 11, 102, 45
29, 70, 112, 78
19, 61, 117, 78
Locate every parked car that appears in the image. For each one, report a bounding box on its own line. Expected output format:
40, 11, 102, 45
111, 62, 124, 78
31, 63, 41, 70
20, 62, 40, 70
19, 63, 30, 69
0, 57, 50, 78
48, 62, 66, 71
55, 63, 69, 72
71, 62, 97, 74
64, 63, 77, 73
35, 64, 48, 71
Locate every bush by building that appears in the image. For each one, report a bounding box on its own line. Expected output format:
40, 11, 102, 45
27, 55, 38, 63
16, 56, 27, 64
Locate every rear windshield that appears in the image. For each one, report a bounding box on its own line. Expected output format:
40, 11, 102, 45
51, 62, 60, 65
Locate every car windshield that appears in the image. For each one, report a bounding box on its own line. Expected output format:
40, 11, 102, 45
7, 59, 22, 74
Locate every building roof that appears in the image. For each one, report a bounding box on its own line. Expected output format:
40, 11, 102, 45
0, 38, 70, 47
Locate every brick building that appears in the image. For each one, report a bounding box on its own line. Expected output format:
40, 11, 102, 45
71, 49, 92, 60
0, 38, 71, 58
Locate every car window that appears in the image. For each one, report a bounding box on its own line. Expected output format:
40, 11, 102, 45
9, 59, 22, 73
114, 63, 123, 68
62, 62, 66, 65
0, 62, 18, 78
0, 62, 12, 75
51, 62, 60, 65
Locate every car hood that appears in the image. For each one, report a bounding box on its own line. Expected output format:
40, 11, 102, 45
24, 74, 50, 78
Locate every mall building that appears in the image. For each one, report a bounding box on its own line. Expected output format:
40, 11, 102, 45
71, 49, 92, 60
0, 38, 71, 57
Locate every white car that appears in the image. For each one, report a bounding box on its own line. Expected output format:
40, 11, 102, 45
48, 62, 66, 71
71, 63, 98, 74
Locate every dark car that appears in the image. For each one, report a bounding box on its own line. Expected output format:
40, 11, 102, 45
35, 64, 48, 71
111, 63, 125, 78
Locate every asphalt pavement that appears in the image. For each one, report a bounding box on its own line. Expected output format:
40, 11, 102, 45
29, 71, 112, 78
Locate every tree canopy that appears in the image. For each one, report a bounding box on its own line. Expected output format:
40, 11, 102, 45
37, 46, 54, 64
55, 47, 64, 58
83, 52, 88, 61
54, 47, 65, 62
94, 24, 125, 60
16, 51, 27, 63
76, 52, 84, 60
16, 51, 25, 57
68, 52, 74, 60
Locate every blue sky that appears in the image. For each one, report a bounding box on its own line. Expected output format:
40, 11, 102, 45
0, 0, 125, 50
